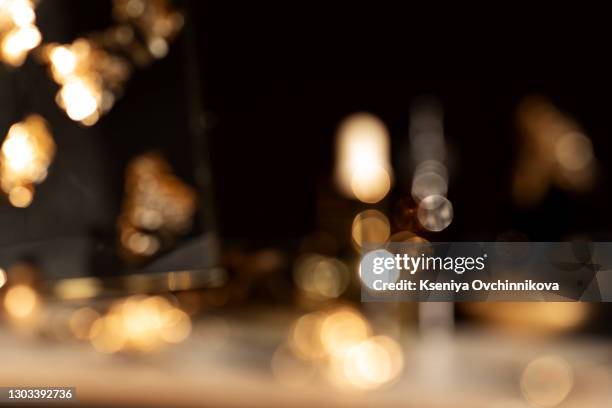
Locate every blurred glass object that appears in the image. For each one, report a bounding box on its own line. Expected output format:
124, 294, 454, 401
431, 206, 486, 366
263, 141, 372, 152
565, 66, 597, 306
334, 113, 393, 203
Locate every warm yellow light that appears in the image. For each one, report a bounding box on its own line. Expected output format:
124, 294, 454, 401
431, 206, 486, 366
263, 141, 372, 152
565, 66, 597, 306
340, 335, 403, 390
49, 45, 77, 77
0, 268, 7, 288
293, 255, 349, 300
68, 307, 100, 340
1, 25, 40, 66
335, 113, 393, 202
1, 115, 55, 207
160, 308, 191, 343
350, 164, 391, 204
59, 78, 100, 122
89, 295, 192, 353
320, 308, 371, 357
0, 0, 41, 66
351, 209, 390, 249
520, 355, 573, 407
288, 311, 327, 361
8, 185, 32, 207
89, 314, 127, 353
3, 284, 37, 319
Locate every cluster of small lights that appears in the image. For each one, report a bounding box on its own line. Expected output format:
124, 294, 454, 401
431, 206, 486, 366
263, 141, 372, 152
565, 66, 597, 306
118, 152, 197, 260
38, 0, 183, 125
112, 0, 184, 64
335, 113, 393, 204
0, 0, 41, 66
514, 96, 597, 207
272, 307, 404, 390
88, 295, 191, 353
41, 39, 130, 125
0, 114, 55, 208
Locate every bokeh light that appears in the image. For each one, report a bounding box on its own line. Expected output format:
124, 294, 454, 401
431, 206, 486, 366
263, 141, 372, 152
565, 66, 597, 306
335, 113, 393, 203
351, 209, 390, 250
0, 0, 41, 66
0, 115, 55, 207
416, 194, 453, 232
3, 284, 38, 319
520, 355, 573, 407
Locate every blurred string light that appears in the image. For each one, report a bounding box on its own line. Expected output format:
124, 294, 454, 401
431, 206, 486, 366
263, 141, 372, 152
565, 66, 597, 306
514, 96, 597, 207
275, 307, 404, 390
38, 0, 183, 125
520, 355, 574, 407
0, 114, 55, 208
0, 0, 41, 66
334, 113, 393, 203
88, 295, 191, 353
118, 152, 197, 261
408, 99, 453, 232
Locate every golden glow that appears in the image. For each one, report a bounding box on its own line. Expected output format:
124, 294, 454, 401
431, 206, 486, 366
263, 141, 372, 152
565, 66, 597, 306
118, 153, 197, 261
0, 268, 6, 288
293, 255, 349, 300
0, 0, 41, 66
337, 335, 403, 390
8, 185, 33, 207
88, 295, 192, 353
0, 115, 55, 207
514, 96, 597, 207
59, 78, 100, 122
288, 311, 327, 361
271, 344, 316, 388
320, 308, 371, 356
285, 308, 405, 390
3, 284, 37, 319
463, 303, 589, 333
335, 113, 393, 203
53, 277, 102, 300
520, 356, 573, 407
41, 39, 130, 125
351, 209, 390, 249
68, 307, 100, 340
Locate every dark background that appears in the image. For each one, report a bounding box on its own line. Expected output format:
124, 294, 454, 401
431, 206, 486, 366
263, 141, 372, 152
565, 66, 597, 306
3, 0, 612, 247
